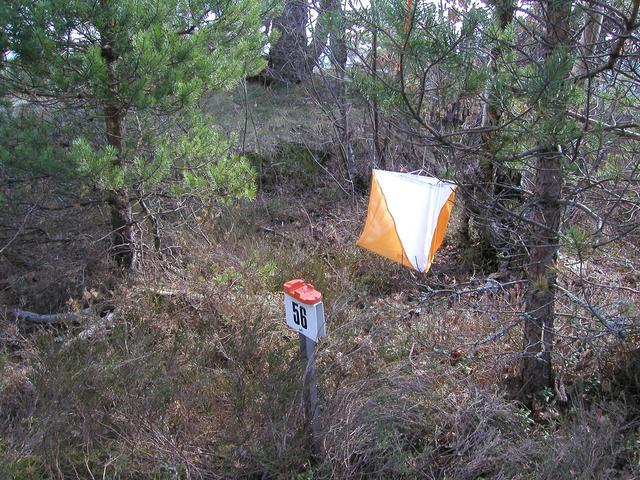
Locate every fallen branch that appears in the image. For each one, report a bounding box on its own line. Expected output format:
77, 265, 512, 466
9, 304, 108, 324
260, 226, 289, 239
419, 279, 525, 302
10, 307, 91, 324
142, 287, 205, 302
467, 319, 522, 358
63, 311, 118, 347
76, 311, 117, 341
557, 285, 630, 338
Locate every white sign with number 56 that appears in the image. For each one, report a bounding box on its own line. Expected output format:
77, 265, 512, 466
284, 293, 325, 342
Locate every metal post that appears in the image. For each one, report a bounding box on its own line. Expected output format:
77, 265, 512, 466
299, 332, 321, 456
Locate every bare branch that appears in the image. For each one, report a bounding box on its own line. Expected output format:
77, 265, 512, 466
574, 0, 640, 81
567, 110, 640, 141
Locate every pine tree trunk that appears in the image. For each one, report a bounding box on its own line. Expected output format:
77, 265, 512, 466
329, 1, 355, 180
470, 0, 515, 266
520, 0, 572, 401
268, 0, 309, 83
101, 17, 136, 270
106, 188, 135, 269
521, 147, 563, 398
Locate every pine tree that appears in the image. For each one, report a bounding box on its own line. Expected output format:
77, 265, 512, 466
520, 0, 574, 399
1, 0, 266, 269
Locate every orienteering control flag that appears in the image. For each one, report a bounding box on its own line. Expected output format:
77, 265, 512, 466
357, 169, 456, 273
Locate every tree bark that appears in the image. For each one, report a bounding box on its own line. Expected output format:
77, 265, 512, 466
520, 0, 572, 401
266, 0, 345, 84
268, 0, 310, 83
521, 146, 563, 398
106, 188, 135, 269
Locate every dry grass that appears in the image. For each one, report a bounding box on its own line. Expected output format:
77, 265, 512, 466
2, 178, 639, 478
2, 84, 640, 478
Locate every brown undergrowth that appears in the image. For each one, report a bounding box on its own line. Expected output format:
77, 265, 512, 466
1, 172, 640, 478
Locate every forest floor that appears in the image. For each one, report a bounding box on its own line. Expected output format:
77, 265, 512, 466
1, 83, 640, 479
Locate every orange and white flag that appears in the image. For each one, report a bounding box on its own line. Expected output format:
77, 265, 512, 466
357, 170, 456, 273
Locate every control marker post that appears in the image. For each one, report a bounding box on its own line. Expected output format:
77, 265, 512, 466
283, 279, 325, 456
